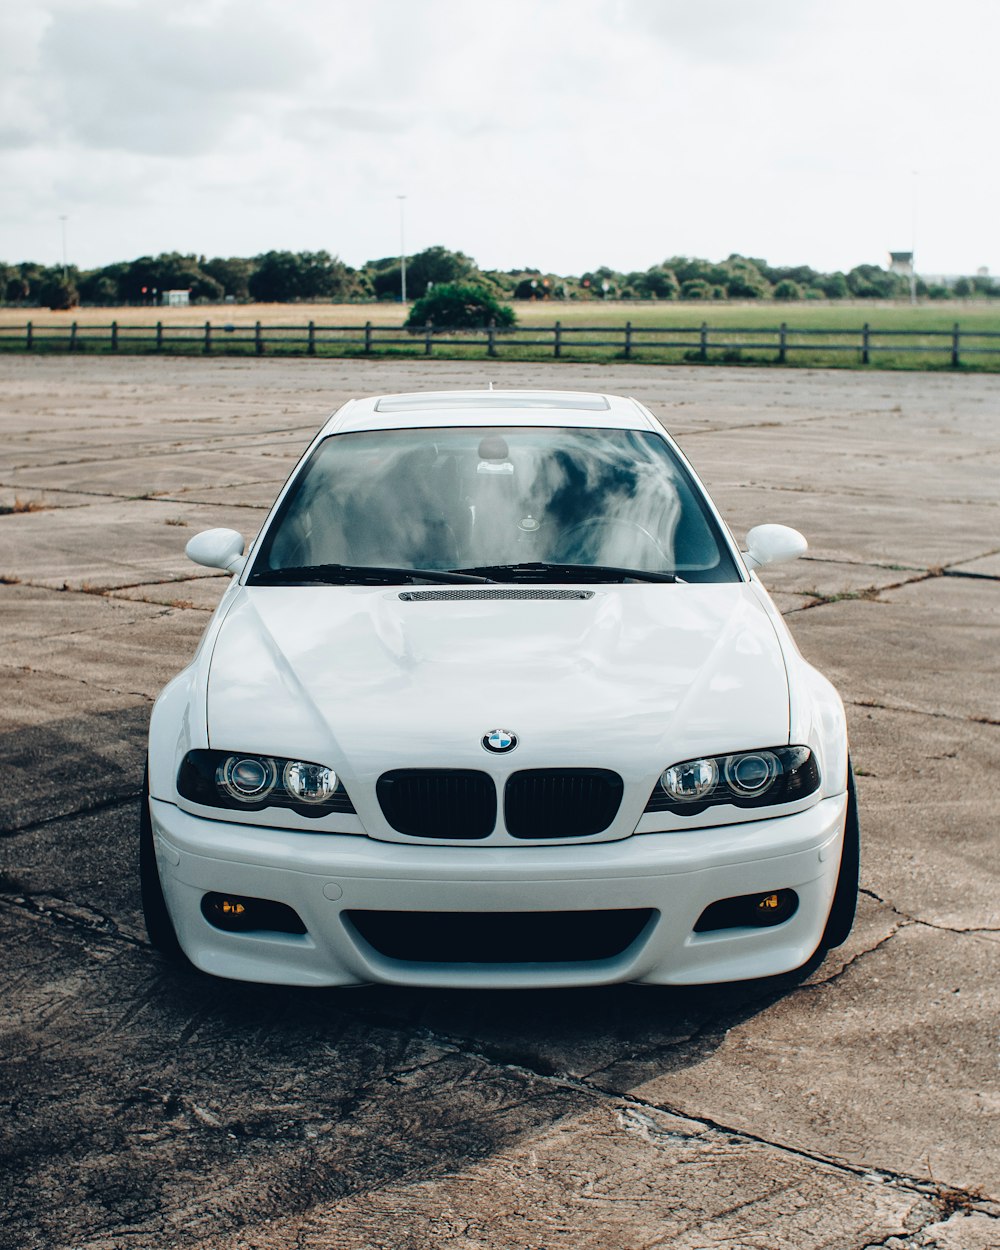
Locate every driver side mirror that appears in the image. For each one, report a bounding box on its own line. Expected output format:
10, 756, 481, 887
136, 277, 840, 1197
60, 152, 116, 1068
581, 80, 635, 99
185, 528, 246, 574
743, 524, 808, 570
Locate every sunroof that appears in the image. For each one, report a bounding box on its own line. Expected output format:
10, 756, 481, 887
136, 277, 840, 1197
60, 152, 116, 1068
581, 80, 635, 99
374, 392, 611, 413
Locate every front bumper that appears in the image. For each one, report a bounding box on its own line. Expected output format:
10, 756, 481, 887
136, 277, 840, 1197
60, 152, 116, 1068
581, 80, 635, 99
150, 794, 847, 988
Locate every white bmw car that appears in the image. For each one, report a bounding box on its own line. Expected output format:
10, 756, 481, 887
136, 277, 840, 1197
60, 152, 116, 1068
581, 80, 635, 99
141, 389, 859, 988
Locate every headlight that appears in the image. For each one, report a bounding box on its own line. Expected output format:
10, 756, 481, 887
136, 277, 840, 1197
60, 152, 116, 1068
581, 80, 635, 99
659, 757, 719, 803
219, 755, 278, 803
282, 760, 339, 804
177, 750, 355, 817
647, 746, 819, 816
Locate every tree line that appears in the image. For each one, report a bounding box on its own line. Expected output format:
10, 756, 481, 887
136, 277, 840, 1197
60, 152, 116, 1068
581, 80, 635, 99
1, 245, 995, 310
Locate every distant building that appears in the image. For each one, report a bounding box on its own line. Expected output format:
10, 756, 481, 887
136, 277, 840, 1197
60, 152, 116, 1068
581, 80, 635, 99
888, 251, 914, 278
889, 251, 917, 303
161, 290, 190, 307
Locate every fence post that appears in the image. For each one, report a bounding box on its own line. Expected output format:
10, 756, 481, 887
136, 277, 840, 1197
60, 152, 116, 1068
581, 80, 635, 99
861, 323, 870, 365
699, 322, 708, 362
624, 320, 633, 359
69, 321, 78, 352
487, 319, 497, 358
26, 321, 33, 351
308, 320, 316, 356
111, 321, 118, 352
204, 321, 212, 354
554, 320, 562, 359
425, 321, 434, 356
951, 322, 961, 367
364, 321, 372, 354
778, 321, 787, 364
156, 321, 163, 351
255, 321, 263, 355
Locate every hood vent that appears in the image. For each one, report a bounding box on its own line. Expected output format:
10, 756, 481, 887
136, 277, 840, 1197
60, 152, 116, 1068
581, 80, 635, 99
398, 588, 594, 602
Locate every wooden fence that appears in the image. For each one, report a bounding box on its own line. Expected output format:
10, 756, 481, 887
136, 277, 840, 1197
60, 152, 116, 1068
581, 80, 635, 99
2, 319, 999, 366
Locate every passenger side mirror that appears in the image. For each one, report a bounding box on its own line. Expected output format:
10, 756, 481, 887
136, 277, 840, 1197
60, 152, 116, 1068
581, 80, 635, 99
743, 524, 807, 570
185, 528, 246, 574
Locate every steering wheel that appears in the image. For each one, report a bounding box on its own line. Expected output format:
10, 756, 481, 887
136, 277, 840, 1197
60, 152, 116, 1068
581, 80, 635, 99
554, 517, 670, 565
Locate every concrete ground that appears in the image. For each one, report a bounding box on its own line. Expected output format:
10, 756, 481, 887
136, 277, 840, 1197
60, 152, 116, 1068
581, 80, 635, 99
0, 356, 997, 1250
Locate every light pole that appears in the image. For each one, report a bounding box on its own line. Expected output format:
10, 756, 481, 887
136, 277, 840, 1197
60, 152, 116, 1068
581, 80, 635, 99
397, 195, 407, 304
59, 215, 68, 280
910, 170, 918, 306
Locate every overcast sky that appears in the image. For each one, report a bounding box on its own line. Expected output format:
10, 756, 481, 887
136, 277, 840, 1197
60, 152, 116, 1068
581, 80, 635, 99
1, 0, 997, 277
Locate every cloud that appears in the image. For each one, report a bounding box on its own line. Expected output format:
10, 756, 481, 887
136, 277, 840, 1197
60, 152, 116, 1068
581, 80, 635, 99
618, 0, 811, 62
35, 1, 323, 154
0, 0, 996, 274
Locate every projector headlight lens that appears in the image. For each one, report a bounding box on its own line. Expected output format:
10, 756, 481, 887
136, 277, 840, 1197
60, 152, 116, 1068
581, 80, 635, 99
723, 750, 779, 798
218, 755, 278, 803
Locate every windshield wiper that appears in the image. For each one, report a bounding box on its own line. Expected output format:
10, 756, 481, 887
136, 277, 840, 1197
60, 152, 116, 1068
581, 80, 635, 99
454, 562, 682, 584
249, 564, 494, 586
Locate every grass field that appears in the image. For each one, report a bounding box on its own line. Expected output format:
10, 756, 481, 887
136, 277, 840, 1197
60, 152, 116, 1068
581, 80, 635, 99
1, 300, 998, 370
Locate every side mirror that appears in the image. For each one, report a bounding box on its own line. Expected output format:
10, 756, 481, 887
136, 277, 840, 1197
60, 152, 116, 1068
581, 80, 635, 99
744, 524, 807, 570
185, 528, 246, 574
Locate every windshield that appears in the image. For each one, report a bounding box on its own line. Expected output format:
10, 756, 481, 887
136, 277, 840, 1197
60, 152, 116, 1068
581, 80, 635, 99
250, 426, 740, 583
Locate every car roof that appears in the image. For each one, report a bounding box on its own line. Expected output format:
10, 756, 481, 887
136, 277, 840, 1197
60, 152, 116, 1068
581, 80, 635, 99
325, 390, 657, 435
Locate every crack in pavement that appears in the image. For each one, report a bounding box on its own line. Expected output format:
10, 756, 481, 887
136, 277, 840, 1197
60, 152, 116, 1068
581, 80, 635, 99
413, 1030, 1000, 1219
847, 698, 1000, 729
859, 888, 1000, 937
774, 549, 999, 612
4, 429, 308, 473
792, 569, 937, 612
0, 789, 140, 838
0, 477, 276, 509
6, 886, 996, 1222
0, 660, 157, 704
0, 887, 147, 950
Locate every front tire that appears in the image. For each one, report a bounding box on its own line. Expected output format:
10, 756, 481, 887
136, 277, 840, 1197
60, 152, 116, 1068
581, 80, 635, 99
820, 760, 860, 949
139, 763, 188, 964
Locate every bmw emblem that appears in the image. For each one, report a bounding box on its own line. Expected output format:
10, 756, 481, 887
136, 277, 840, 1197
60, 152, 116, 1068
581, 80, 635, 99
483, 729, 518, 754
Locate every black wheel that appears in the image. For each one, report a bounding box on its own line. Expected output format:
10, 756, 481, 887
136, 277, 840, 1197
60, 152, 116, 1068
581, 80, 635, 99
139, 763, 188, 964
820, 759, 860, 949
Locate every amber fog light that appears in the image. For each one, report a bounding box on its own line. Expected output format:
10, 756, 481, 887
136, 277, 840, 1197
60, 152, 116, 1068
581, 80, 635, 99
694, 889, 799, 933
201, 892, 306, 934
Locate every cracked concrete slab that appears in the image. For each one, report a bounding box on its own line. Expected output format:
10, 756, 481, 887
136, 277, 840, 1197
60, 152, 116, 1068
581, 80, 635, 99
788, 585, 1000, 723
598, 924, 1000, 1195
5, 446, 301, 500
2, 901, 993, 1250
759, 557, 925, 599
105, 574, 230, 611
847, 707, 999, 932
1, 587, 207, 699
0, 356, 997, 1250
0, 498, 263, 591
699, 479, 999, 568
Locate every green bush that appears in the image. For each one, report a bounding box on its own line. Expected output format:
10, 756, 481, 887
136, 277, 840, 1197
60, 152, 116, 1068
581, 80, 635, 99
37, 275, 79, 310
680, 279, 712, 300
404, 283, 516, 330
774, 279, 803, 300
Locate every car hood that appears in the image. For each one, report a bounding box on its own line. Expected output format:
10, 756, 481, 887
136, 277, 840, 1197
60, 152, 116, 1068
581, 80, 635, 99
205, 583, 790, 781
